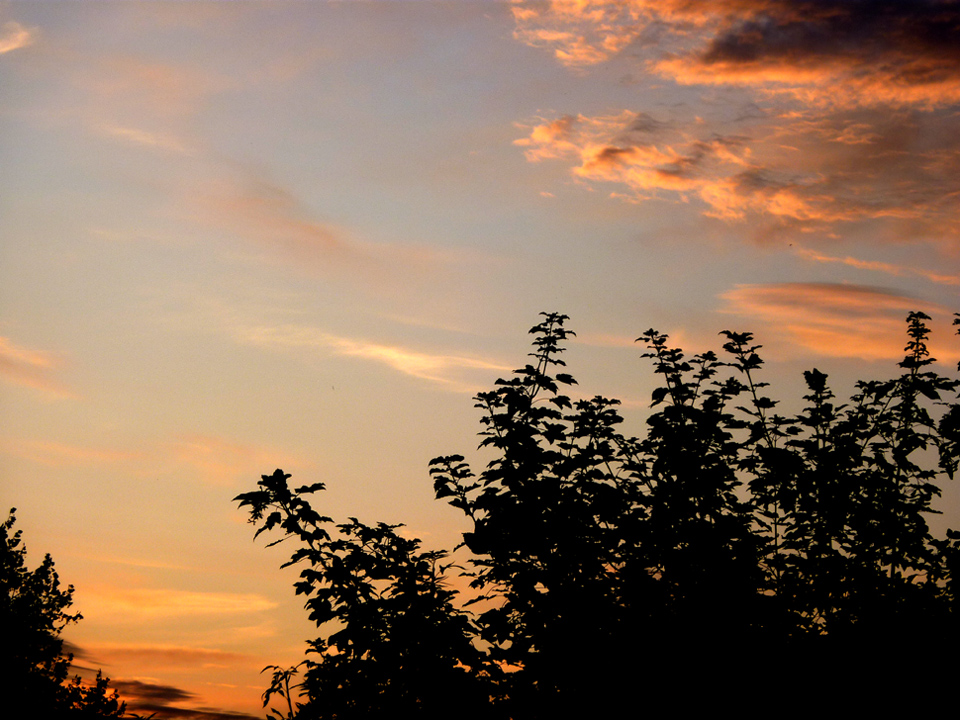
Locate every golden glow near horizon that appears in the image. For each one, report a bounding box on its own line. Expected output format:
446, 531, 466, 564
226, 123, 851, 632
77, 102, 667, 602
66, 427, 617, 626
2, 1, 959, 717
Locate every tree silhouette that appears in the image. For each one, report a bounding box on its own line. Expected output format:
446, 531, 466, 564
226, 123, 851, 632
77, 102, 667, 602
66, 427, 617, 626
238, 312, 960, 717
0, 508, 125, 718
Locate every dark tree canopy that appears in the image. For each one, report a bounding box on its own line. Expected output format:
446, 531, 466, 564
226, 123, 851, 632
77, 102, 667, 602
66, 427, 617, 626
0, 509, 125, 718
237, 312, 960, 718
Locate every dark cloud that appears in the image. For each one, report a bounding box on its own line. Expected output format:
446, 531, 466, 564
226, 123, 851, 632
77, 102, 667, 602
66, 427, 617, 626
654, 0, 960, 107
703, 0, 960, 67
110, 679, 260, 720
61, 640, 88, 660
123, 704, 260, 720
626, 111, 669, 134
514, 1, 960, 106
112, 679, 194, 703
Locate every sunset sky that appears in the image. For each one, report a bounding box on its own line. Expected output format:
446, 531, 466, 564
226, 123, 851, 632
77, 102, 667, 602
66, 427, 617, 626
2, 1, 959, 717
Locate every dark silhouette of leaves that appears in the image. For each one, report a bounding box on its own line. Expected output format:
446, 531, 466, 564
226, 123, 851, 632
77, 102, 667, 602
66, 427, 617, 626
239, 311, 960, 717
0, 509, 126, 717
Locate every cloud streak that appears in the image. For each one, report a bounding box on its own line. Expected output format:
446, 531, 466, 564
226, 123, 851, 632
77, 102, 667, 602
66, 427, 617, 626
0, 336, 73, 396
100, 124, 191, 154
112, 678, 260, 720
719, 282, 958, 361
172, 434, 302, 487
236, 323, 510, 391
84, 644, 253, 669
794, 247, 960, 286
83, 588, 277, 621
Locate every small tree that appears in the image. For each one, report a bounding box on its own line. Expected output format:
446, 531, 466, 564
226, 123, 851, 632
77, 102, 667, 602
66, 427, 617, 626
239, 312, 960, 717
0, 508, 125, 717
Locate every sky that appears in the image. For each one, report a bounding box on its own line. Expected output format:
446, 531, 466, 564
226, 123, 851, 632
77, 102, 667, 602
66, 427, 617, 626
1, 0, 959, 717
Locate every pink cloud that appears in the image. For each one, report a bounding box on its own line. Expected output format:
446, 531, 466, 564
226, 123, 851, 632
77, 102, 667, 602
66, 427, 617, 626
0, 336, 73, 396
234, 323, 510, 392
172, 434, 302, 487
794, 247, 960, 286
719, 282, 959, 362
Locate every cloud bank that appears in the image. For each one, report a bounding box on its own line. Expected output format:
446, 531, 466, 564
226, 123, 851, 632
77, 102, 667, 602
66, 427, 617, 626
513, 0, 960, 107
517, 108, 960, 239
512, 1, 960, 245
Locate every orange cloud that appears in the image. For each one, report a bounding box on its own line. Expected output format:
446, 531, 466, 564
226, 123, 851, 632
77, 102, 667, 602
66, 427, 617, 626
0, 336, 73, 396
719, 283, 958, 362
236, 323, 510, 391
0, 20, 33, 54
655, 55, 960, 110
514, 114, 582, 160
512, 1, 960, 109
512, 0, 646, 67
82, 644, 253, 670
99, 124, 190, 154
82, 587, 278, 621
189, 173, 467, 284
516, 106, 960, 240
794, 247, 960, 286
172, 434, 301, 487
81, 55, 225, 120
514, 111, 852, 223
192, 176, 362, 268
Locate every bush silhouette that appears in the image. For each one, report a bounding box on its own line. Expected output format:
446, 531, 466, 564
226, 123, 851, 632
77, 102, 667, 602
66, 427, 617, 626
237, 312, 960, 718
0, 509, 126, 718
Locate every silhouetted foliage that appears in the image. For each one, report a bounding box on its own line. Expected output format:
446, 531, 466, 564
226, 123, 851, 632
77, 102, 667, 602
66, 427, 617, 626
0, 509, 126, 718
238, 312, 960, 717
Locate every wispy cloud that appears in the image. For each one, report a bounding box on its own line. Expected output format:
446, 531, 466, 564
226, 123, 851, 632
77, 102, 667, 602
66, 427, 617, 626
83, 644, 253, 669
794, 247, 960, 286
82, 588, 277, 621
172, 434, 302, 487
0, 20, 33, 54
113, 678, 194, 704
84, 554, 194, 572
0, 433, 301, 489
190, 175, 370, 272
0, 336, 73, 396
80, 54, 226, 120
236, 323, 510, 391
719, 282, 958, 361
99, 124, 191, 154
0, 438, 143, 466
